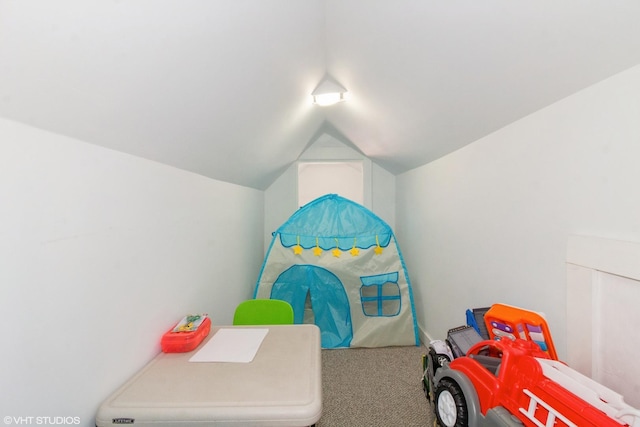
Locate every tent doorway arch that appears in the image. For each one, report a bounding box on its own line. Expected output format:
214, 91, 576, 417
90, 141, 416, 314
270, 265, 352, 348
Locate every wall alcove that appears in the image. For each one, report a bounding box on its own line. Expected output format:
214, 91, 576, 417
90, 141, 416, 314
566, 235, 640, 407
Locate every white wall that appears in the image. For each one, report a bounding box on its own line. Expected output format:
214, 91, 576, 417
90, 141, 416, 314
371, 162, 396, 233
566, 236, 640, 406
0, 118, 264, 424
396, 64, 640, 359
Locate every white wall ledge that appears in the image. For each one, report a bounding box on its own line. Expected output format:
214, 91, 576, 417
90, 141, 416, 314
566, 235, 640, 407
567, 235, 640, 280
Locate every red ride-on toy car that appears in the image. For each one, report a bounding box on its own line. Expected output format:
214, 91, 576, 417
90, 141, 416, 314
428, 338, 640, 427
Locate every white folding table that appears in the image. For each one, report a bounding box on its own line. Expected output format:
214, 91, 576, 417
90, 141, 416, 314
96, 324, 322, 426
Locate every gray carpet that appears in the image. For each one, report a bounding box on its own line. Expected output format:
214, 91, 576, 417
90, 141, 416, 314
316, 345, 437, 427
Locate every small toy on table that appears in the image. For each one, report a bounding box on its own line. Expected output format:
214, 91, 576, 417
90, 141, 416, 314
161, 314, 211, 353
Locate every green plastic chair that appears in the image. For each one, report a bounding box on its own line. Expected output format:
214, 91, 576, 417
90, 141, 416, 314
232, 299, 294, 325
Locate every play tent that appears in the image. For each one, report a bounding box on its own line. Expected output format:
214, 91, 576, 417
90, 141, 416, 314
254, 194, 419, 348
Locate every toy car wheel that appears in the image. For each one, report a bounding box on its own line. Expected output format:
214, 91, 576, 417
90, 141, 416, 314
435, 378, 468, 427
425, 348, 449, 402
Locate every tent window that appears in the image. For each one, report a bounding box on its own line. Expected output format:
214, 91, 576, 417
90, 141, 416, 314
298, 161, 363, 207
359, 273, 401, 317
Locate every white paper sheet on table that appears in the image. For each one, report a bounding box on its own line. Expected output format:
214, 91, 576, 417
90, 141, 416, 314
189, 328, 269, 363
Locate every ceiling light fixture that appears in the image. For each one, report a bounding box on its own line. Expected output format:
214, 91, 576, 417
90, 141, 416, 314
312, 75, 348, 106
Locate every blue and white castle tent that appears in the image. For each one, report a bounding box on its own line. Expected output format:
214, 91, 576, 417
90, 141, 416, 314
254, 194, 419, 349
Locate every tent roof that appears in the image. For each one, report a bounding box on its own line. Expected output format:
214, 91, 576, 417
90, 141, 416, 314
277, 194, 392, 250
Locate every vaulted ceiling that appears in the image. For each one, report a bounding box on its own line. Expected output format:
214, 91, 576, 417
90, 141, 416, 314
2, 1, 640, 189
